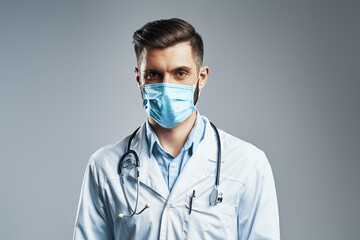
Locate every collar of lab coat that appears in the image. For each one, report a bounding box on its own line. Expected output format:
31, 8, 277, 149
128, 116, 222, 202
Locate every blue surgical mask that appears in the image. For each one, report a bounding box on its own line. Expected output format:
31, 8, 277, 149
141, 82, 197, 129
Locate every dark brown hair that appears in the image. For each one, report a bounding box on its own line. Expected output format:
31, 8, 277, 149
133, 18, 204, 69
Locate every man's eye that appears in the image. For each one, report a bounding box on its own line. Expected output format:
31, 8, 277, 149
145, 72, 160, 80
178, 71, 187, 77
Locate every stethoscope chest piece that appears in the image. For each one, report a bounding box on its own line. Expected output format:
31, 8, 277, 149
209, 188, 223, 206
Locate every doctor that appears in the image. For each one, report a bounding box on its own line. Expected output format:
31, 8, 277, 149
73, 18, 280, 239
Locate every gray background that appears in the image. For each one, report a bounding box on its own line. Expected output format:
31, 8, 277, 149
1, 0, 359, 239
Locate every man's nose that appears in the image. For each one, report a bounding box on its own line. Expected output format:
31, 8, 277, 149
162, 74, 173, 84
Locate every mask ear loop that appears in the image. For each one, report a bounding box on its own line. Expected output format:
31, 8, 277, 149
193, 75, 201, 106
197, 76, 202, 97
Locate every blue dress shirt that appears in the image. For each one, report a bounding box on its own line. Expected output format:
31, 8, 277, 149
145, 111, 206, 191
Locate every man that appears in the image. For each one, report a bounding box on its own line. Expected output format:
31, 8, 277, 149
73, 18, 280, 239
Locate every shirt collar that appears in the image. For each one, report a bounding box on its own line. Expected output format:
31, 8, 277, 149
145, 110, 205, 159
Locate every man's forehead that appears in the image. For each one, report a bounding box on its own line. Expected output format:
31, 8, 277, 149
139, 42, 197, 70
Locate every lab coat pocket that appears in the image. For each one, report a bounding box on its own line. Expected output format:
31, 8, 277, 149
182, 194, 237, 240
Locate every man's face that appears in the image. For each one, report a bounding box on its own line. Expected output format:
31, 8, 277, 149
135, 42, 209, 94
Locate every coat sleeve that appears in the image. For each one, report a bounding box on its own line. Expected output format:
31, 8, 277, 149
73, 159, 113, 240
237, 151, 280, 240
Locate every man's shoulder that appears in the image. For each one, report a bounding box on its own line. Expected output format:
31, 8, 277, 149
218, 128, 265, 157
217, 128, 269, 180
86, 132, 134, 177
201, 115, 266, 166
91, 137, 128, 161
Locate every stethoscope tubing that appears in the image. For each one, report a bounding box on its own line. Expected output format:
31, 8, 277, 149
209, 122, 221, 187
118, 122, 222, 218
118, 127, 141, 217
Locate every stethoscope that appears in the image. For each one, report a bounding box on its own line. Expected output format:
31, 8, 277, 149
117, 122, 223, 219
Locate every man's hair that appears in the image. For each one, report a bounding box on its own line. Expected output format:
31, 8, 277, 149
133, 18, 204, 69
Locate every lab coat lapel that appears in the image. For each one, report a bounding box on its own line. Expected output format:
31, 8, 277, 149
128, 123, 169, 200
169, 120, 220, 201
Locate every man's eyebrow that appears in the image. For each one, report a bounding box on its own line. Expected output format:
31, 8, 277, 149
171, 66, 192, 73
144, 68, 159, 72
143, 68, 161, 73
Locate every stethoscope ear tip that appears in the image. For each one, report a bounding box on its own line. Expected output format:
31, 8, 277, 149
145, 203, 150, 208
118, 213, 124, 219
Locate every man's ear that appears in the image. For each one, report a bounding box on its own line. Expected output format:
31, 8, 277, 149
198, 66, 209, 90
134, 67, 141, 90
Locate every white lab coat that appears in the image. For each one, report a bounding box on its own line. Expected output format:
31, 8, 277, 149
73, 118, 280, 239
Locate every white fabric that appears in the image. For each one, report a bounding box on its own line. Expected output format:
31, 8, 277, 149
73, 116, 280, 239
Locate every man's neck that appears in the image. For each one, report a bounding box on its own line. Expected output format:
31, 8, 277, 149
149, 111, 197, 157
